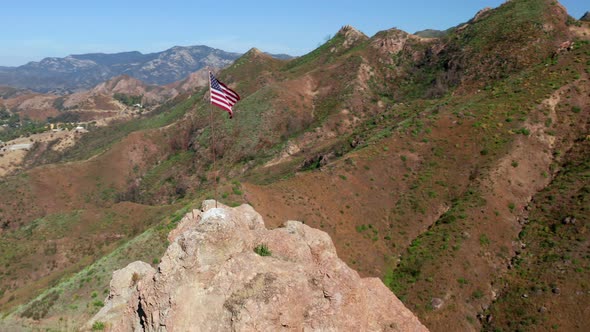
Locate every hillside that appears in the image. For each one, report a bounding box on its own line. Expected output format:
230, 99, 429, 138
0, 71, 211, 175
0, 0, 589, 331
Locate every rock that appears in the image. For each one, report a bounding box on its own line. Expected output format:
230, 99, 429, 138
431, 297, 444, 310
371, 28, 411, 55
301, 153, 333, 170
552, 287, 561, 295
562, 216, 573, 224
85, 200, 428, 331
491, 289, 498, 300
83, 261, 155, 331
350, 136, 365, 148
336, 25, 369, 50
472, 8, 492, 22
539, 306, 548, 313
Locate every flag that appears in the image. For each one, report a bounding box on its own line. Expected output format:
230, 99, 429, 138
209, 72, 240, 118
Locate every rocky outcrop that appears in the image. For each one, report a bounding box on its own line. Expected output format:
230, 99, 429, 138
85, 200, 428, 331
371, 28, 414, 55
332, 25, 369, 53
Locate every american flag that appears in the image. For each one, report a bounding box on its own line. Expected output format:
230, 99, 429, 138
209, 72, 240, 118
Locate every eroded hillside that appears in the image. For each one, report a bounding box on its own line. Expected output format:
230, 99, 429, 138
0, 0, 588, 331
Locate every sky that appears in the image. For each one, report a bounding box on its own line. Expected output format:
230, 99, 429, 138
0, 0, 587, 66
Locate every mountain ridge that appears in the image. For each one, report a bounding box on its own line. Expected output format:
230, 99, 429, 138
0, 1, 589, 331
0, 45, 291, 94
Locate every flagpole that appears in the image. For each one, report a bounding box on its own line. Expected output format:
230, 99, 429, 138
208, 71, 218, 208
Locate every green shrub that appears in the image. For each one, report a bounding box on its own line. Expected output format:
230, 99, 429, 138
514, 127, 530, 135
479, 234, 490, 246
232, 186, 243, 195
254, 244, 272, 257
113, 93, 142, 106
472, 289, 484, 299
92, 321, 106, 330
508, 202, 516, 211
457, 277, 469, 285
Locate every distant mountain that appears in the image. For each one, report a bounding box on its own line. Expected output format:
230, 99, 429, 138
264, 52, 293, 60
413, 29, 447, 38
414, 8, 493, 39
0, 46, 247, 93
581, 11, 590, 21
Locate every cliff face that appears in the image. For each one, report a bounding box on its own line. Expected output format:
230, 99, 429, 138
85, 200, 428, 331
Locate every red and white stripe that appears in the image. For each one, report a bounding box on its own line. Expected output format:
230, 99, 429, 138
210, 72, 240, 118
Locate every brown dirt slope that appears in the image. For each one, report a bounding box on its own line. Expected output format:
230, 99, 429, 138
484, 127, 590, 332
0, 126, 175, 310
1, 1, 589, 331
238, 6, 590, 329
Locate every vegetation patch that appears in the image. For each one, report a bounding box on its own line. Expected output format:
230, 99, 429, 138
113, 93, 143, 106
484, 139, 590, 332
254, 244, 272, 257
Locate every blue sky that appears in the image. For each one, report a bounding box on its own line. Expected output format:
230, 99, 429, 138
0, 0, 587, 66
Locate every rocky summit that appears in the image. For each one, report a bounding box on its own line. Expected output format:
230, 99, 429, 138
85, 200, 428, 331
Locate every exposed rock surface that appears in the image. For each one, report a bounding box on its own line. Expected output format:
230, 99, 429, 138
332, 25, 369, 53
85, 200, 428, 331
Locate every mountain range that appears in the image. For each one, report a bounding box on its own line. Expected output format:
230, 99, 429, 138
0, 45, 290, 94
0, 0, 589, 331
